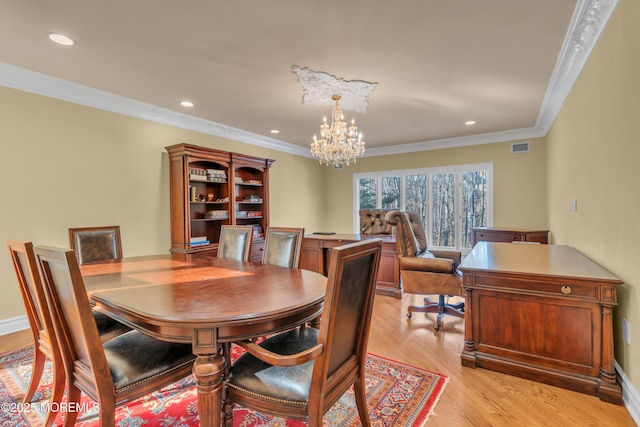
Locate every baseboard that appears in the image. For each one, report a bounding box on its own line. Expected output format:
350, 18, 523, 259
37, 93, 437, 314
0, 315, 29, 336
616, 360, 640, 424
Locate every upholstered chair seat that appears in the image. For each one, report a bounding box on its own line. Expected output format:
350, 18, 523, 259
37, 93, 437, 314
103, 331, 195, 390
228, 327, 318, 403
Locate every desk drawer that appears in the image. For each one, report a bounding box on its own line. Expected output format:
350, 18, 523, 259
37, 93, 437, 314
250, 240, 264, 263
475, 231, 522, 243
472, 274, 599, 299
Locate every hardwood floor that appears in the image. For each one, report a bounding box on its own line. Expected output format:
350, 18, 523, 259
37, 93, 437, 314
1, 294, 635, 426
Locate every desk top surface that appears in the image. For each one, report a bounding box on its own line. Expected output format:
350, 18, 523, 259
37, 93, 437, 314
459, 242, 621, 283
305, 233, 396, 243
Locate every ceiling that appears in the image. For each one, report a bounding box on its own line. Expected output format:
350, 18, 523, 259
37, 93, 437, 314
0, 1, 615, 158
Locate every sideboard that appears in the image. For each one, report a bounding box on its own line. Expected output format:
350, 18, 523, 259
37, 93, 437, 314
300, 234, 401, 297
459, 242, 623, 404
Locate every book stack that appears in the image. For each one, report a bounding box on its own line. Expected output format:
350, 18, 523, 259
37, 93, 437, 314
236, 211, 248, 218
204, 210, 229, 219
189, 168, 208, 181
206, 169, 227, 182
252, 225, 263, 238
248, 179, 262, 185
190, 236, 210, 247
242, 195, 262, 203
247, 211, 262, 217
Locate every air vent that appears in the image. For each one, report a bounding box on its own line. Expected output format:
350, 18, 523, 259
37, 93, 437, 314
511, 142, 530, 153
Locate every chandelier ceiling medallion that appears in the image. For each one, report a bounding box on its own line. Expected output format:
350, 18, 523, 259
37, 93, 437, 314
292, 65, 376, 167
311, 95, 365, 167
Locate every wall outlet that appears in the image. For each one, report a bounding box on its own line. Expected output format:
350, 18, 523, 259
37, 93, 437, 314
623, 319, 631, 345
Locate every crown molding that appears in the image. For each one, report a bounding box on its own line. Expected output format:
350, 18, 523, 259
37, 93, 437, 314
365, 126, 546, 157
536, 0, 619, 131
0, 0, 617, 159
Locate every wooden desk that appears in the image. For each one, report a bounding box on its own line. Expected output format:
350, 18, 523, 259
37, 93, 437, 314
471, 227, 549, 246
300, 234, 401, 297
83, 254, 326, 427
459, 242, 623, 403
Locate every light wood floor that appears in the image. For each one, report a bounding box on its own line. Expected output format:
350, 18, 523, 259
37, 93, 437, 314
1, 294, 636, 426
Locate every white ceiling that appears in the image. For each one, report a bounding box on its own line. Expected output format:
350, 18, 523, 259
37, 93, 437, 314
0, 0, 617, 158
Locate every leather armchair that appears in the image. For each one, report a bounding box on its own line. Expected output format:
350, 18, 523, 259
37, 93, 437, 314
385, 210, 464, 330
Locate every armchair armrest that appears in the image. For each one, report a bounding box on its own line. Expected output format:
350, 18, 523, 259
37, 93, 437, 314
237, 340, 324, 367
430, 249, 462, 266
399, 256, 455, 274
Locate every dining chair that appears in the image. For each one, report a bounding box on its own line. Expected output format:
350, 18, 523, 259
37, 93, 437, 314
261, 227, 304, 268
223, 238, 383, 427
217, 225, 253, 261
33, 245, 196, 427
7, 240, 131, 427
68, 225, 123, 265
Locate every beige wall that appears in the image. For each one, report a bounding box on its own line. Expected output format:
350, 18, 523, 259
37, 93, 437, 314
0, 86, 326, 320
546, 0, 639, 383
321, 138, 549, 234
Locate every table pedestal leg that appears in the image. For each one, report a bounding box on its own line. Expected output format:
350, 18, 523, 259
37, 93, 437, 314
193, 353, 225, 427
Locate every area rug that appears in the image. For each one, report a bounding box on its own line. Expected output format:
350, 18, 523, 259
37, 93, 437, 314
0, 345, 448, 426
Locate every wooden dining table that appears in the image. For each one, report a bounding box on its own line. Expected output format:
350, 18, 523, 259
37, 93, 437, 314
81, 253, 327, 427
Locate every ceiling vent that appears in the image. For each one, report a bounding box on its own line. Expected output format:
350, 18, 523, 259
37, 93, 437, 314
511, 142, 530, 153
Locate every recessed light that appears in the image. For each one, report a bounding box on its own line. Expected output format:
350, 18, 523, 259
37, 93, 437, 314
465, 120, 476, 126
270, 129, 280, 134
180, 101, 194, 107
48, 33, 75, 46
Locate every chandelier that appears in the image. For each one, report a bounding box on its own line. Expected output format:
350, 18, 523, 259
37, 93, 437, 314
310, 95, 365, 167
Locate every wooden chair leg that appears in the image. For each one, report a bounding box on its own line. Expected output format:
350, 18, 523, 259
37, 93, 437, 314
62, 383, 81, 427
98, 402, 116, 427
23, 347, 46, 403
222, 343, 234, 427
43, 366, 65, 427
353, 377, 371, 427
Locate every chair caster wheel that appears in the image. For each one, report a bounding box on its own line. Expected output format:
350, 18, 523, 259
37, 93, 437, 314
407, 312, 412, 319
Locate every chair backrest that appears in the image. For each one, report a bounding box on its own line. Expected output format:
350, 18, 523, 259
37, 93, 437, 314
34, 245, 114, 400
385, 210, 427, 257
68, 225, 122, 265
7, 240, 58, 354
261, 227, 304, 268
309, 238, 382, 410
359, 209, 393, 235
218, 225, 253, 261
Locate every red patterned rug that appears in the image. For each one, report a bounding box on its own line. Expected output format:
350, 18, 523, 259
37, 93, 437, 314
0, 344, 447, 426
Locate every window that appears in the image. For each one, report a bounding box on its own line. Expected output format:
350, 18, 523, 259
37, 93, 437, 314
354, 163, 493, 253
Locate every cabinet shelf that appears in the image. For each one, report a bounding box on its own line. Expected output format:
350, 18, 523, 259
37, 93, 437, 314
190, 201, 229, 205
190, 180, 228, 184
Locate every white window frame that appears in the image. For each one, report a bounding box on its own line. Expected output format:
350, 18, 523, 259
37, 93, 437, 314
353, 163, 494, 254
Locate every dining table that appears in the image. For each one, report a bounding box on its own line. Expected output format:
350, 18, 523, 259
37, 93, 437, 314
81, 253, 327, 427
